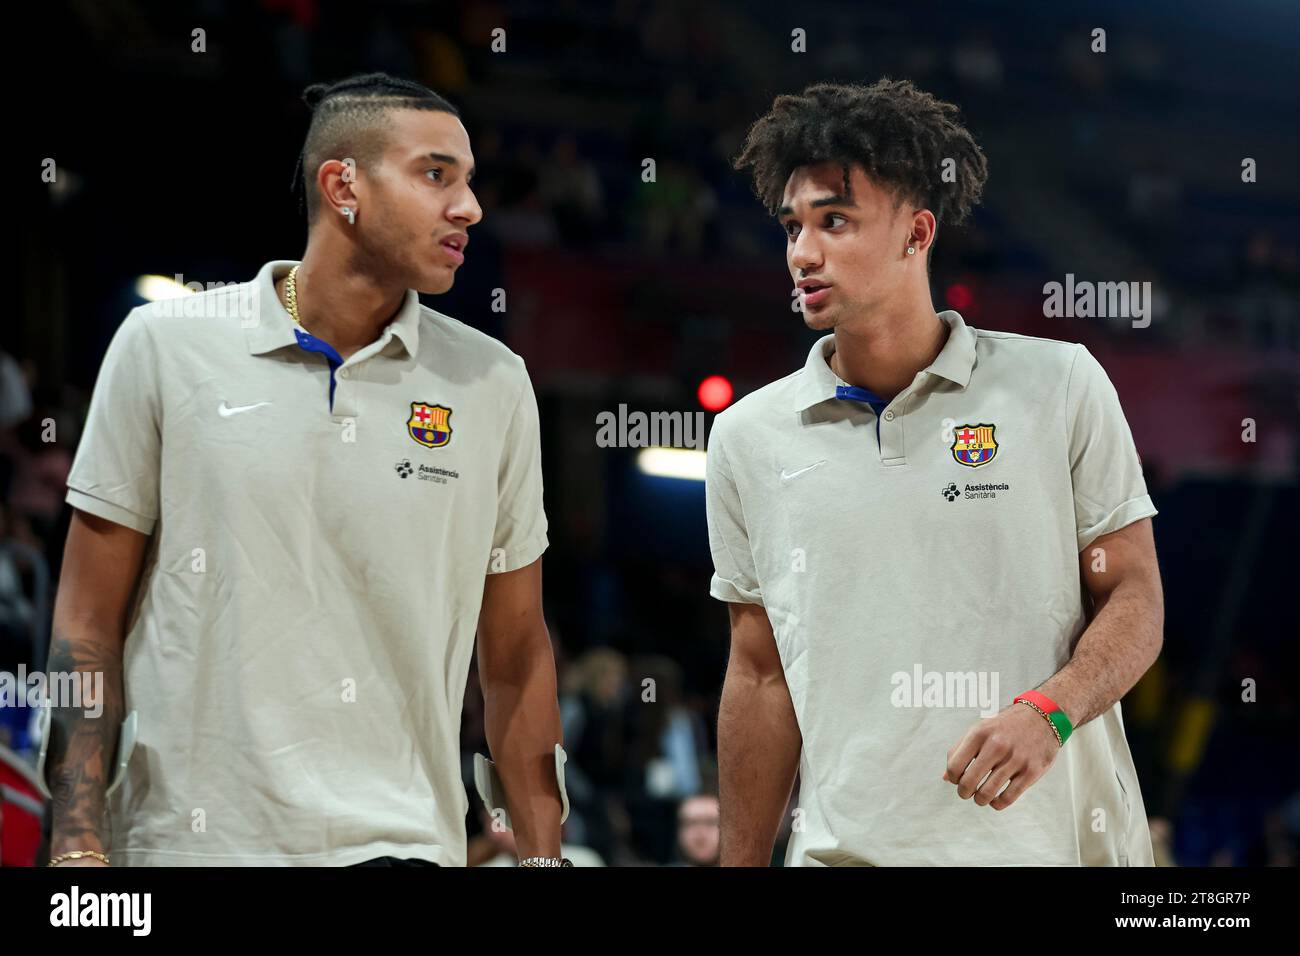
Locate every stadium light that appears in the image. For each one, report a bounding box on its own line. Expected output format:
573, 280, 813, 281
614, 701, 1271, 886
135, 275, 192, 301
636, 447, 706, 482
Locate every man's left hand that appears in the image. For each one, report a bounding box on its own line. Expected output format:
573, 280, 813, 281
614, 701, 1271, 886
941, 703, 1062, 810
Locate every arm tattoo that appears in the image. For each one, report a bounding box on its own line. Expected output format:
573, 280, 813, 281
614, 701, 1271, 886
45, 631, 124, 853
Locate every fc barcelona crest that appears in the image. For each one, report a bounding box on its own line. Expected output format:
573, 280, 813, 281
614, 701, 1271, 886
951, 423, 997, 468
408, 402, 452, 448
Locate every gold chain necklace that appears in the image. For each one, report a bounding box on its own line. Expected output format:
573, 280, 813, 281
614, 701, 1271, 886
284, 264, 305, 329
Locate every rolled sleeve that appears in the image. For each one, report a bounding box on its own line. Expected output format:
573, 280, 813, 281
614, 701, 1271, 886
488, 362, 548, 574
1066, 345, 1157, 552
65, 309, 162, 535
705, 420, 763, 605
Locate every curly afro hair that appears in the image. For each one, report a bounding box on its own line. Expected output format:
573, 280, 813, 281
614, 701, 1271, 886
733, 79, 988, 234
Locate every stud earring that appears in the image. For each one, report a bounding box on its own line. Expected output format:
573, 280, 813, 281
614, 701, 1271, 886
906, 245, 916, 255
341, 206, 356, 225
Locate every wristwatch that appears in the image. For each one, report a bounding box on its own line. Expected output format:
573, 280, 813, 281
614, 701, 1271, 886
518, 856, 573, 867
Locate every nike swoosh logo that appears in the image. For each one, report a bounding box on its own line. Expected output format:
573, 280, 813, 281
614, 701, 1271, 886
218, 401, 272, 417
780, 460, 828, 482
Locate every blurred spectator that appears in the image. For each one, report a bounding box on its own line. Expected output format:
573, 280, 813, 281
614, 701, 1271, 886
952, 32, 1004, 91
631, 160, 718, 255
559, 648, 631, 861
1126, 162, 1182, 242
539, 135, 604, 247
482, 139, 559, 248
622, 655, 706, 862
1237, 231, 1299, 350
0, 533, 37, 674
1148, 816, 1176, 867
8, 411, 74, 563
563, 648, 629, 789
0, 353, 33, 430
670, 792, 719, 866
1266, 790, 1300, 866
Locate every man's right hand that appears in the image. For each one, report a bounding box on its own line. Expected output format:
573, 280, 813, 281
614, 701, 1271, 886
46, 509, 149, 865
717, 602, 802, 866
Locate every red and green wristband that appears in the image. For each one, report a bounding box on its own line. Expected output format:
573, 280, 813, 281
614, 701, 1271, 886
1014, 690, 1073, 746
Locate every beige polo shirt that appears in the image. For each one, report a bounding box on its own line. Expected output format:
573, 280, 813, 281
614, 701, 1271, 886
64, 260, 548, 866
706, 310, 1157, 866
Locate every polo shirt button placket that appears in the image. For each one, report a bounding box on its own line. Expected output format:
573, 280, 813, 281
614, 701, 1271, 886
879, 405, 906, 464
333, 364, 358, 420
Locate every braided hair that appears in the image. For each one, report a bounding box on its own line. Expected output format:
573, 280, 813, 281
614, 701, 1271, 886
292, 72, 460, 225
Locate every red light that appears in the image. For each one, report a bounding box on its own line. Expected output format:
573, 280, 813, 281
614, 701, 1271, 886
945, 283, 973, 311
697, 375, 734, 412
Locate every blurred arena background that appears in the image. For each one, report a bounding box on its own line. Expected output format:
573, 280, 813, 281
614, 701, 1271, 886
3, 0, 1297, 866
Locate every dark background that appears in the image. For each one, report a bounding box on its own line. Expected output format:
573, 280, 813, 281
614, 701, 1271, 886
4, 0, 1298, 866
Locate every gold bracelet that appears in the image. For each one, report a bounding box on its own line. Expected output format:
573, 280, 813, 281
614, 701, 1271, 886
1016, 698, 1064, 747
48, 850, 110, 867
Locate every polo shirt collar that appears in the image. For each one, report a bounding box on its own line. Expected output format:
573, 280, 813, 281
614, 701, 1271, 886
244, 259, 422, 358
792, 309, 977, 411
